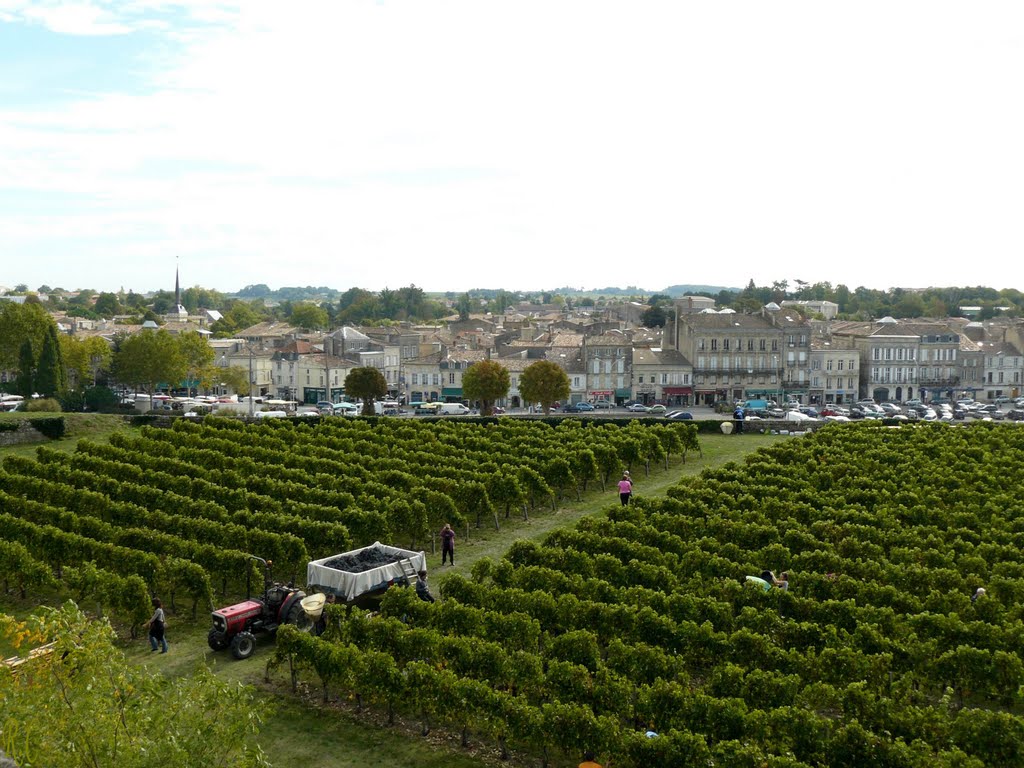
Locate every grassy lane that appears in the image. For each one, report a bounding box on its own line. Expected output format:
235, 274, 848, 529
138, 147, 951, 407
425, 431, 787, 583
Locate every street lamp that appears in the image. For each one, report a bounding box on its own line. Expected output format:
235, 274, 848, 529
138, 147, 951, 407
248, 345, 255, 418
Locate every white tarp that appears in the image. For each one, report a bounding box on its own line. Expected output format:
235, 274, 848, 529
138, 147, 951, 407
306, 542, 426, 602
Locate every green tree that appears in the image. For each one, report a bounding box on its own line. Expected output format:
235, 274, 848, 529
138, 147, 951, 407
519, 360, 570, 415
15, 339, 34, 397
290, 303, 329, 330
34, 322, 68, 398
93, 292, 122, 317
345, 366, 388, 415
113, 330, 187, 397
176, 330, 215, 394
462, 360, 511, 416
0, 301, 52, 372
0, 602, 271, 768
641, 305, 668, 328
456, 293, 473, 321
218, 365, 252, 396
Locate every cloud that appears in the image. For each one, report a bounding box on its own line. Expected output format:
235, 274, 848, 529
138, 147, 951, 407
2, 1, 1024, 293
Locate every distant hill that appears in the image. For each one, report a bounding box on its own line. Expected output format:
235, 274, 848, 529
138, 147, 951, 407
661, 284, 741, 296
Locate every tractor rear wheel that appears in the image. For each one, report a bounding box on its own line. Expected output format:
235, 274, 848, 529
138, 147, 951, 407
285, 599, 313, 633
229, 631, 257, 660
207, 629, 229, 651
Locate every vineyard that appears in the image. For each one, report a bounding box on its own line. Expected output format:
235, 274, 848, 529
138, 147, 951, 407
0, 415, 698, 629
272, 422, 1024, 768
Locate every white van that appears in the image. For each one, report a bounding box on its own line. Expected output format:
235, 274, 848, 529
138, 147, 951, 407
439, 402, 471, 415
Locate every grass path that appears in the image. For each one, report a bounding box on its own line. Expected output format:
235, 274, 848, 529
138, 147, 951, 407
0, 412, 133, 460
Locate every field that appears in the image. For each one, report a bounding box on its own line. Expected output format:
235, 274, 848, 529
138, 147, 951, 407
1, 415, 771, 766
8, 418, 1023, 766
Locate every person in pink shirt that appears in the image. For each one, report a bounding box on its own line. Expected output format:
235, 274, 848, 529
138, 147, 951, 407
617, 472, 633, 506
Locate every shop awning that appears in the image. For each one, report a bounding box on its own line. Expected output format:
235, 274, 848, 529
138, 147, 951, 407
662, 387, 692, 395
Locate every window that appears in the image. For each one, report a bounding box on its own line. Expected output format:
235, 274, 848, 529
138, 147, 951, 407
432, 374, 440, 386
837, 360, 844, 370
711, 339, 718, 351
747, 339, 754, 351
771, 340, 778, 351
872, 348, 881, 361
759, 339, 766, 351
573, 376, 580, 387
698, 338, 706, 351
638, 375, 644, 384
723, 339, 730, 351
661, 373, 668, 384
449, 372, 455, 384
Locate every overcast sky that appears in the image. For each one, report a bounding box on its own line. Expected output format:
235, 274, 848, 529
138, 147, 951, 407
2, 1, 1023, 296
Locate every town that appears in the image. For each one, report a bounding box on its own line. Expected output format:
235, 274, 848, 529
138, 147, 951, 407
1, 272, 1021, 414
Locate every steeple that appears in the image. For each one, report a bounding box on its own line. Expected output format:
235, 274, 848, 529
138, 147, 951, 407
175, 258, 181, 307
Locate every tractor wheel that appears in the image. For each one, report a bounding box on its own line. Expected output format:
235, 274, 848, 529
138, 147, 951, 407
207, 629, 229, 652
229, 631, 257, 660
285, 599, 313, 633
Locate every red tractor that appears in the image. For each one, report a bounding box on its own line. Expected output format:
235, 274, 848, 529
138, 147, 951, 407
208, 556, 310, 660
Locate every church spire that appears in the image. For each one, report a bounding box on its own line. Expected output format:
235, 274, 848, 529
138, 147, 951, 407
175, 258, 181, 307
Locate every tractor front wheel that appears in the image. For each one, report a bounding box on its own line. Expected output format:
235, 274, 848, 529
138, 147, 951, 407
230, 631, 257, 660
207, 629, 229, 652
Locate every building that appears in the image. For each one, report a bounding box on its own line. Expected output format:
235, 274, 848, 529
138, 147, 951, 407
808, 337, 859, 405
631, 347, 693, 406
664, 302, 812, 405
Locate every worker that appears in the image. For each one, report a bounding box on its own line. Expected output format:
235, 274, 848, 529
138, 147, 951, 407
415, 570, 435, 603
578, 751, 602, 768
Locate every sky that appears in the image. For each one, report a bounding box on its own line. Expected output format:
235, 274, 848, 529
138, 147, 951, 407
1, 1, 1023, 297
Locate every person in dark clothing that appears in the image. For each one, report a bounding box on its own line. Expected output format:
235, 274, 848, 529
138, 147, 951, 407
415, 570, 435, 603
733, 406, 745, 434
146, 597, 167, 653
440, 523, 456, 566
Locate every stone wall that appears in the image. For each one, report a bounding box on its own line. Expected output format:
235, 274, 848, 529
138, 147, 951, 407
0, 421, 48, 447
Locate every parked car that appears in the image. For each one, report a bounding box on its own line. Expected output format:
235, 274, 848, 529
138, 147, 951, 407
783, 410, 814, 422
994, 396, 1012, 404
799, 407, 820, 418
592, 400, 614, 409
564, 402, 595, 413
1006, 409, 1024, 421
647, 404, 667, 414
626, 403, 649, 412
665, 410, 693, 420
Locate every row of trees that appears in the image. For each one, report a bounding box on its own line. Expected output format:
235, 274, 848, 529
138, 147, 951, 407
343, 358, 571, 416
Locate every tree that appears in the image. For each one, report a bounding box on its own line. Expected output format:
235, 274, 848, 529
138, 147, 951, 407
218, 365, 252, 396
290, 303, 329, 330
112, 330, 187, 397
34, 323, 68, 398
345, 366, 388, 415
0, 301, 52, 372
457, 293, 473, 321
176, 330, 214, 394
93, 292, 122, 317
519, 360, 570, 415
0, 602, 271, 768
15, 339, 34, 397
641, 305, 668, 328
463, 360, 511, 416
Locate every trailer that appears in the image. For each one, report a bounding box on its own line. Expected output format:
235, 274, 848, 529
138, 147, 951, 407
306, 541, 426, 604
